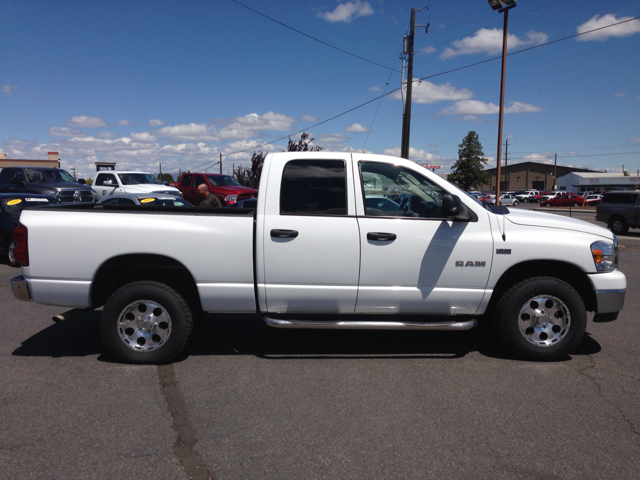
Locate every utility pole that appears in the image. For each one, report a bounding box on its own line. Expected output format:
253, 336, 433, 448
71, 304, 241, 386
554, 154, 557, 189
504, 138, 509, 192
159, 162, 162, 180
400, 8, 415, 160
220, 153, 222, 174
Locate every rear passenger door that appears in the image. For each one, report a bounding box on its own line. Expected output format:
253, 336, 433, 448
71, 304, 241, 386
259, 155, 360, 314
180, 175, 197, 204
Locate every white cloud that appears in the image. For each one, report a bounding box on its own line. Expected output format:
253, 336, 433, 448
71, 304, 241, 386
316, 133, 351, 146
3, 85, 18, 95
460, 115, 485, 123
48, 127, 88, 137
216, 112, 296, 140
148, 119, 166, 126
345, 123, 368, 133
318, 1, 374, 23
391, 80, 473, 104
155, 123, 213, 141
130, 132, 158, 143
577, 14, 640, 41
382, 147, 441, 163
64, 116, 109, 128
117, 119, 132, 126
99, 132, 116, 139
419, 46, 437, 55
438, 100, 541, 115
368, 85, 381, 92
613, 92, 625, 98
441, 29, 548, 59
301, 114, 320, 122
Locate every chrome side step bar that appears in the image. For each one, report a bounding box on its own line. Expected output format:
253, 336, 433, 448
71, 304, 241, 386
264, 317, 477, 331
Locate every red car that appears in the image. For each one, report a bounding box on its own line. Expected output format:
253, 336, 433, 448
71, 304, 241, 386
176, 173, 258, 206
540, 194, 586, 207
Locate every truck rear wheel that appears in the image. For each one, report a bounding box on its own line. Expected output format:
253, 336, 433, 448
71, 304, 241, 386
609, 216, 628, 235
494, 277, 586, 360
100, 281, 193, 364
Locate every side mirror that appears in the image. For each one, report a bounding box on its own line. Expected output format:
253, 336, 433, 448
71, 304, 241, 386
442, 193, 473, 221
103, 179, 113, 186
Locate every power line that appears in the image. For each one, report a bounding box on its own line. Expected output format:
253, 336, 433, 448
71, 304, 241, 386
231, 0, 399, 72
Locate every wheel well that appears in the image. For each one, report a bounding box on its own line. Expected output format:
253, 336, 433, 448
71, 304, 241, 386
486, 260, 596, 314
91, 254, 202, 315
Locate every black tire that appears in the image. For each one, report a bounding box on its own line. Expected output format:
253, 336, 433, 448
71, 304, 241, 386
494, 277, 586, 360
609, 216, 628, 235
100, 281, 193, 364
6, 240, 20, 268
512, 200, 519, 207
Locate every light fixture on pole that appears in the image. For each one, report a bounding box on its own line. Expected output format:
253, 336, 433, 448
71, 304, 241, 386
488, 0, 516, 205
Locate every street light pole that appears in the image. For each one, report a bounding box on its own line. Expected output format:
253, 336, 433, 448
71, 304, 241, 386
489, 0, 516, 205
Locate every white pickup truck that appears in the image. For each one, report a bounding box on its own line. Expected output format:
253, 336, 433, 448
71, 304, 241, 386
11, 152, 626, 363
92, 171, 182, 201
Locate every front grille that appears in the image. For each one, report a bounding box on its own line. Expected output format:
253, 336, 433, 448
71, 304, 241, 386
238, 193, 256, 201
56, 189, 95, 203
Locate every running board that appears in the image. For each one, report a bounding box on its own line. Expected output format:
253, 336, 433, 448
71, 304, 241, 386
263, 317, 477, 330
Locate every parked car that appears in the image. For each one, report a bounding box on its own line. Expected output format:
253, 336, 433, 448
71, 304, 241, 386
92, 171, 182, 201
225, 198, 258, 209
514, 190, 541, 203
539, 191, 564, 202
540, 194, 586, 207
483, 194, 520, 206
0, 166, 94, 203
176, 172, 258, 206
0, 193, 60, 267
585, 194, 603, 207
97, 193, 192, 207
596, 190, 640, 235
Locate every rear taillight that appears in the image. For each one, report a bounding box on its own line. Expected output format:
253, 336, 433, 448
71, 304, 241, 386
12, 223, 29, 267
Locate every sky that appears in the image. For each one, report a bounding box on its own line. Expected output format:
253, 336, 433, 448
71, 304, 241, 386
2, 0, 639, 180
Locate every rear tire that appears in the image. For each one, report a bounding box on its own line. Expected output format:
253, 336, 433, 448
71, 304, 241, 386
609, 217, 628, 235
494, 277, 586, 360
100, 281, 193, 364
6, 241, 20, 268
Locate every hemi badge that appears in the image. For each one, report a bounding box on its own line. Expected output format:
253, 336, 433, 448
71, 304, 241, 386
496, 249, 511, 255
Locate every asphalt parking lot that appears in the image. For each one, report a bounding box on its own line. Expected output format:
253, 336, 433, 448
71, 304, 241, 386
1, 212, 639, 479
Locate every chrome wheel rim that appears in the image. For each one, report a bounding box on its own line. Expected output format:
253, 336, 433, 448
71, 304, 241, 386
518, 294, 570, 347
117, 299, 172, 352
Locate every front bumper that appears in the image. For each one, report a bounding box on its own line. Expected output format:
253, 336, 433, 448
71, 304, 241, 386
11, 275, 32, 302
587, 270, 626, 314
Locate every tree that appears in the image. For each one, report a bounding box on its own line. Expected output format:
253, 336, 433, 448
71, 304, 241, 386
232, 132, 324, 188
158, 172, 175, 184
448, 131, 489, 191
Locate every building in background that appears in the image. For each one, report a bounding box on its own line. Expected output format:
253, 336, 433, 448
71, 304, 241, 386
479, 161, 597, 193
557, 172, 640, 193
0, 152, 60, 172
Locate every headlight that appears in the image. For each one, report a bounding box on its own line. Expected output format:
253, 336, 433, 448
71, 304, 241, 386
591, 238, 618, 272
224, 194, 238, 202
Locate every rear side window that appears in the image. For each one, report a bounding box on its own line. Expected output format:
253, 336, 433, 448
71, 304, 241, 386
602, 193, 639, 205
181, 175, 192, 187
279, 160, 347, 216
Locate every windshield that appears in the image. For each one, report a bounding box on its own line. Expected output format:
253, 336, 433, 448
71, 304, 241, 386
1, 197, 59, 219
25, 168, 76, 183
205, 175, 241, 187
118, 173, 163, 185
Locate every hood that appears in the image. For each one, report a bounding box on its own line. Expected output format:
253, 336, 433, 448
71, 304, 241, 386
30, 182, 91, 191
212, 185, 258, 195
503, 208, 612, 239
123, 185, 181, 194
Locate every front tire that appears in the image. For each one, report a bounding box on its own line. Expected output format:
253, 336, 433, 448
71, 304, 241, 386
494, 277, 586, 360
100, 281, 193, 364
512, 200, 519, 207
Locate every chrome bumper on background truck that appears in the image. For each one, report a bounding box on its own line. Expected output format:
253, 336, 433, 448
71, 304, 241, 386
11, 276, 32, 302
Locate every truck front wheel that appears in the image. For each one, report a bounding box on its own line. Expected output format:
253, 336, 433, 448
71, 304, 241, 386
495, 277, 586, 360
100, 281, 193, 364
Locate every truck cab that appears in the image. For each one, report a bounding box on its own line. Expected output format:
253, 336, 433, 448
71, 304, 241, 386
92, 171, 182, 201
177, 173, 258, 206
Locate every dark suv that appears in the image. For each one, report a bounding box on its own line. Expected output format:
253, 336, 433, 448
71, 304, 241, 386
596, 190, 640, 235
0, 167, 94, 203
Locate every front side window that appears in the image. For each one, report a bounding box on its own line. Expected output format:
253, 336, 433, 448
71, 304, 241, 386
193, 176, 206, 187
279, 159, 347, 216
96, 174, 117, 186
359, 162, 445, 218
